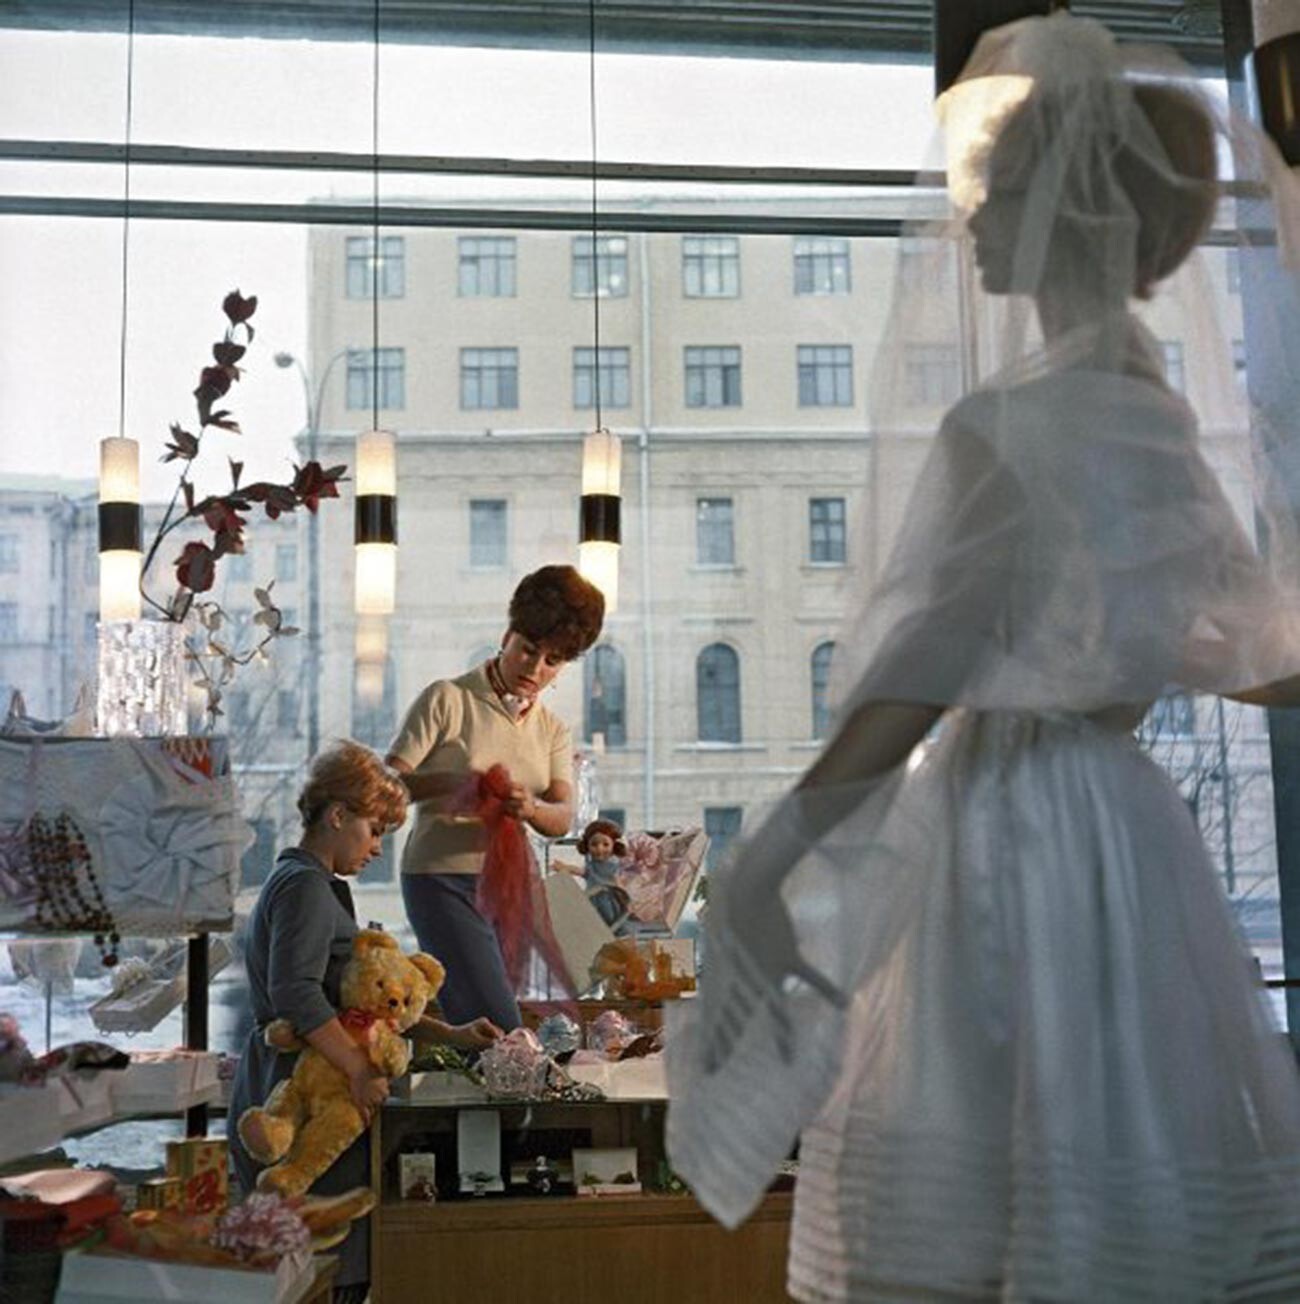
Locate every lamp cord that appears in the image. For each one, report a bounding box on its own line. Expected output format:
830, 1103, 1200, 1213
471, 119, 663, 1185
588, 0, 602, 431
371, 0, 381, 433
118, 0, 135, 442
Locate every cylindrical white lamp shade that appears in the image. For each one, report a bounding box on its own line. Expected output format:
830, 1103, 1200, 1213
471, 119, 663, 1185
99, 550, 142, 622
99, 436, 141, 622
354, 613, 388, 706
356, 429, 397, 496
355, 542, 397, 615
581, 428, 622, 497
579, 539, 619, 615
99, 436, 140, 503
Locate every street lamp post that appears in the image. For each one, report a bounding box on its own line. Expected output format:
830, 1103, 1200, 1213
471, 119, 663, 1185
275, 347, 349, 759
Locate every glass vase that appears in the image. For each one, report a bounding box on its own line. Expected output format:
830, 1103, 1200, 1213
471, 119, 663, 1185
96, 618, 190, 738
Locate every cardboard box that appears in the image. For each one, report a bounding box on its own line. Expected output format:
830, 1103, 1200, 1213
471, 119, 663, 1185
566, 1056, 666, 1100
572, 1146, 640, 1196
114, 1051, 222, 1115
165, 1137, 229, 1215
56, 1248, 313, 1304
398, 1151, 437, 1201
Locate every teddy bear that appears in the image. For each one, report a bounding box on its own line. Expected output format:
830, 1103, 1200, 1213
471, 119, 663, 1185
237, 929, 445, 1198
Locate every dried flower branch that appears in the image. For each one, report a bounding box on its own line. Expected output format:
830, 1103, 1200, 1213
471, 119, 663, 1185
138, 290, 347, 724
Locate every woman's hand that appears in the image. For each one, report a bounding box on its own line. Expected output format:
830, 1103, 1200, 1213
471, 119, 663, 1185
502, 782, 537, 823
346, 1065, 390, 1124
449, 1017, 504, 1051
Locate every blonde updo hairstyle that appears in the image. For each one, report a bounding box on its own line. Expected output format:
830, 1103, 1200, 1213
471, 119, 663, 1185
296, 739, 409, 833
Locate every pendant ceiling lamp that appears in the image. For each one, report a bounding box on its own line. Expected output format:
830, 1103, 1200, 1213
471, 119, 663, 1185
577, 0, 622, 615
99, 0, 141, 624
355, 0, 397, 624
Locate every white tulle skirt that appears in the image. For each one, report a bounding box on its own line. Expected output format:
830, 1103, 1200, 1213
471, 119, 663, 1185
785, 712, 1300, 1303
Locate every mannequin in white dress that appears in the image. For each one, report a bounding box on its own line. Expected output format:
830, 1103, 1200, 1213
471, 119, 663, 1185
668, 15, 1300, 1302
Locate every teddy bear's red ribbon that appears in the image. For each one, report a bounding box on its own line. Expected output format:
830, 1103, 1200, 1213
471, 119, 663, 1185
458, 763, 574, 996
339, 1008, 378, 1035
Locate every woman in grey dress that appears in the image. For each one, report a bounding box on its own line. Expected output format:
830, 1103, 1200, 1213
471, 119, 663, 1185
228, 740, 499, 1301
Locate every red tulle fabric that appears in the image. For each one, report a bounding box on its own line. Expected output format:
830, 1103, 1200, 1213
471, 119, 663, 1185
459, 764, 574, 996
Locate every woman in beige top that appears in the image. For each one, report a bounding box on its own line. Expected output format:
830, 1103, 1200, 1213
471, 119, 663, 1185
387, 564, 604, 1030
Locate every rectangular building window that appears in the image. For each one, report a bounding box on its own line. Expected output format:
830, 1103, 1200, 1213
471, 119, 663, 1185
345, 235, 405, 299
0, 603, 17, 643
793, 237, 851, 295
684, 346, 742, 408
704, 806, 744, 871
227, 551, 252, 581
0, 535, 18, 574
903, 343, 961, 406
696, 497, 735, 567
460, 348, 519, 410
1160, 340, 1187, 394
275, 543, 298, 582
572, 235, 628, 298
797, 344, 854, 407
809, 497, 847, 564
459, 236, 517, 297
898, 236, 928, 290
683, 236, 740, 297
573, 347, 631, 410
469, 498, 508, 568
346, 347, 405, 411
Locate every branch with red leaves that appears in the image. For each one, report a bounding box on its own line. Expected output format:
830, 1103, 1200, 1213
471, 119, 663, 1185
138, 290, 348, 724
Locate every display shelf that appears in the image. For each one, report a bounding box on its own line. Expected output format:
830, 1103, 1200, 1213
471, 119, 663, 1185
370, 1093, 793, 1304
0, 1056, 222, 1166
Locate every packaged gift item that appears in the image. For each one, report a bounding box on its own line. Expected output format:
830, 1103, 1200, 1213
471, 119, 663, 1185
586, 1009, 636, 1058
165, 1136, 229, 1214
136, 1177, 183, 1211
477, 1027, 548, 1099
398, 1152, 437, 1202
572, 1146, 640, 1196
535, 1012, 581, 1059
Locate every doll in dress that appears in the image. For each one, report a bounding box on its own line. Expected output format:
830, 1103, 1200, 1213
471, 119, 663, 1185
574, 819, 629, 930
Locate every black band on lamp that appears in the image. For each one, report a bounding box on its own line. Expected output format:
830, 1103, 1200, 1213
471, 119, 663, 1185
580, 493, 621, 545
1255, 33, 1300, 166
355, 494, 397, 545
98, 502, 142, 553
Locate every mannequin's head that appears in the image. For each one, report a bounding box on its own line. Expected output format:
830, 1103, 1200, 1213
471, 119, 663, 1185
969, 79, 1217, 304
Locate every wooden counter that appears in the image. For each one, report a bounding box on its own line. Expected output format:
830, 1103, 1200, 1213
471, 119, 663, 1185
369, 1092, 792, 1303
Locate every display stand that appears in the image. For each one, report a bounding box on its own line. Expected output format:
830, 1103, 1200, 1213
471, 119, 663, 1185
185, 933, 210, 1136
369, 1090, 792, 1304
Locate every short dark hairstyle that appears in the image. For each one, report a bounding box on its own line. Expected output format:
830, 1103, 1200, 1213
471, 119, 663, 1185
508, 565, 605, 661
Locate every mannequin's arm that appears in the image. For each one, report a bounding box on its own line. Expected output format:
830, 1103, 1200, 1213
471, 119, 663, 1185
742, 700, 943, 896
